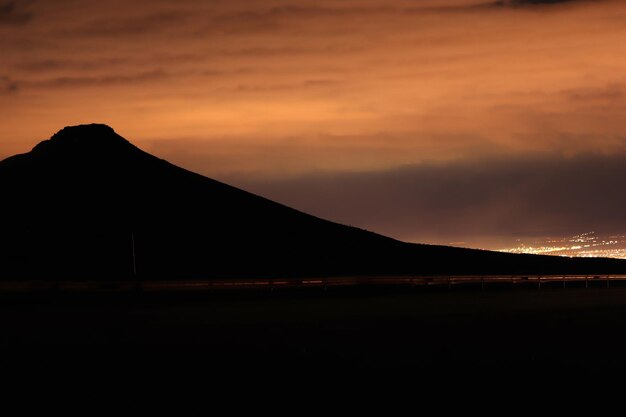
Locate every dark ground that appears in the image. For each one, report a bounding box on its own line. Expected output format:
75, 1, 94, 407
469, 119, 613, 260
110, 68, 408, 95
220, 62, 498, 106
3, 285, 626, 385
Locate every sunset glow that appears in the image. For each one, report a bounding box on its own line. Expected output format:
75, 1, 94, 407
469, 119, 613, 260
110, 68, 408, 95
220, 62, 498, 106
3, 0, 626, 251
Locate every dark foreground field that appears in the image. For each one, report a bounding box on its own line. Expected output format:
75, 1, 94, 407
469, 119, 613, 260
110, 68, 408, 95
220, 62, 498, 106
3, 285, 626, 385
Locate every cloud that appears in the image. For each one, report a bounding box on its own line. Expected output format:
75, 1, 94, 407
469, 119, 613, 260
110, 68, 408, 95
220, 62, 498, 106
14, 58, 126, 72
216, 5, 393, 21
563, 83, 626, 104
0, 76, 18, 94
233, 153, 626, 245
2, 0, 626, 207
228, 79, 341, 93
218, 45, 364, 58
72, 10, 190, 37
30, 69, 168, 88
492, 0, 592, 7
0, 0, 33, 25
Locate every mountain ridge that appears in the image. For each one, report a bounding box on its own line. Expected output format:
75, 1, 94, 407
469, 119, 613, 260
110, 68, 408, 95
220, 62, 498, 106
1, 123, 626, 280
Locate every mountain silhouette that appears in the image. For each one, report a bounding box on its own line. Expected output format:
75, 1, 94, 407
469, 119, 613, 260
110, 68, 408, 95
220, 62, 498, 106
1, 123, 625, 280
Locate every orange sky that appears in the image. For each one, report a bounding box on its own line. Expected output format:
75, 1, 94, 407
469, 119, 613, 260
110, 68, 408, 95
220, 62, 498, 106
2, 0, 626, 245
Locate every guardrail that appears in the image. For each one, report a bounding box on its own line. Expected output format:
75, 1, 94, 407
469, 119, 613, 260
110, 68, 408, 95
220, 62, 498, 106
1, 274, 626, 293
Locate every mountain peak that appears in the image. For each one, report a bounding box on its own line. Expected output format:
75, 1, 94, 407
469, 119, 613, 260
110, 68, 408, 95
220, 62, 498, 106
31, 123, 137, 157
51, 123, 116, 140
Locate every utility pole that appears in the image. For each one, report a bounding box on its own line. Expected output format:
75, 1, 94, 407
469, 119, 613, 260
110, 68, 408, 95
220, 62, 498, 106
131, 232, 137, 277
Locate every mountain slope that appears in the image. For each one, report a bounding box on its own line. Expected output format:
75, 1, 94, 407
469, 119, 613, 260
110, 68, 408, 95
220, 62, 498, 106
1, 124, 625, 279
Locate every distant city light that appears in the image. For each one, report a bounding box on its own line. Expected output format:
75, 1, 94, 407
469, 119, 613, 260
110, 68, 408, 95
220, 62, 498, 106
497, 232, 626, 260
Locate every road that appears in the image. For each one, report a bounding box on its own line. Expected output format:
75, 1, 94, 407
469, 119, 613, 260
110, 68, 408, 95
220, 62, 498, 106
1, 274, 626, 293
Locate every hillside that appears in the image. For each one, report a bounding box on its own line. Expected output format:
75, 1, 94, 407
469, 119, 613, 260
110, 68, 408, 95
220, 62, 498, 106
1, 124, 625, 280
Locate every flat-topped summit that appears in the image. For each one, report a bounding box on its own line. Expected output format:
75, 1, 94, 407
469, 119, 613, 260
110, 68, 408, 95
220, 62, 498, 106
51, 124, 117, 141
30, 123, 137, 158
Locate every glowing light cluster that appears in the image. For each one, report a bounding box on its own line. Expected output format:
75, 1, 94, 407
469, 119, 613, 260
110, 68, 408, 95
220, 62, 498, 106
497, 232, 626, 260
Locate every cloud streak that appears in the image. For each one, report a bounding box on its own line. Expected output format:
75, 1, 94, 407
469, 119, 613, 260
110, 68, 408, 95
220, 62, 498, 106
30, 69, 169, 88
493, 0, 589, 6
235, 153, 626, 246
0, 76, 18, 94
0, 0, 33, 25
